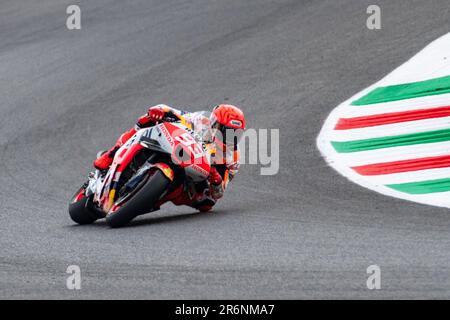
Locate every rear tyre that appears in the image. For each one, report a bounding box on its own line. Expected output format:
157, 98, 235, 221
69, 187, 98, 225
105, 169, 170, 228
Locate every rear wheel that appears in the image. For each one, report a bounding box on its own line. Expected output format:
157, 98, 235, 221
68, 186, 98, 225
105, 169, 170, 228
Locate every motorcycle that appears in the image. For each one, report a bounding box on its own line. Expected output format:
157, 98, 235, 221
68, 115, 212, 228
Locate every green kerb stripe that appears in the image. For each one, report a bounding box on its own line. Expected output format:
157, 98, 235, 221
352, 75, 450, 106
331, 128, 450, 153
387, 178, 450, 194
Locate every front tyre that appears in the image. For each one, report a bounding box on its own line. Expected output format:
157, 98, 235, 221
68, 186, 98, 225
105, 169, 170, 228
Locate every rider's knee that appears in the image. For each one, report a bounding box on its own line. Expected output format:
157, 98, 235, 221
196, 204, 213, 212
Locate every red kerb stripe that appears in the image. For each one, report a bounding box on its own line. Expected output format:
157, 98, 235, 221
352, 154, 450, 176
335, 105, 450, 130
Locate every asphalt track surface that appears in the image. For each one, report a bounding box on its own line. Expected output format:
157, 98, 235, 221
1, 0, 450, 299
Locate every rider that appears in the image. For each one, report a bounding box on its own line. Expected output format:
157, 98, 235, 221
93, 104, 246, 212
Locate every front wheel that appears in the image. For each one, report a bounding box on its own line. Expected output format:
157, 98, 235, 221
105, 169, 170, 228
68, 186, 98, 225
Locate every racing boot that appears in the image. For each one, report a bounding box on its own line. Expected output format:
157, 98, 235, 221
93, 128, 137, 171
93, 146, 119, 171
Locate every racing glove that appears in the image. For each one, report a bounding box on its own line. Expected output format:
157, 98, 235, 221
136, 106, 166, 128
209, 166, 224, 200
147, 107, 165, 122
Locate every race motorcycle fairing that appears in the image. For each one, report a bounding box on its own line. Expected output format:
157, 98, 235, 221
69, 117, 213, 228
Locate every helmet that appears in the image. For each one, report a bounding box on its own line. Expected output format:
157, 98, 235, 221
210, 104, 246, 149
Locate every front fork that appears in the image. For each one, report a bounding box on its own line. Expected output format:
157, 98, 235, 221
107, 161, 176, 214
